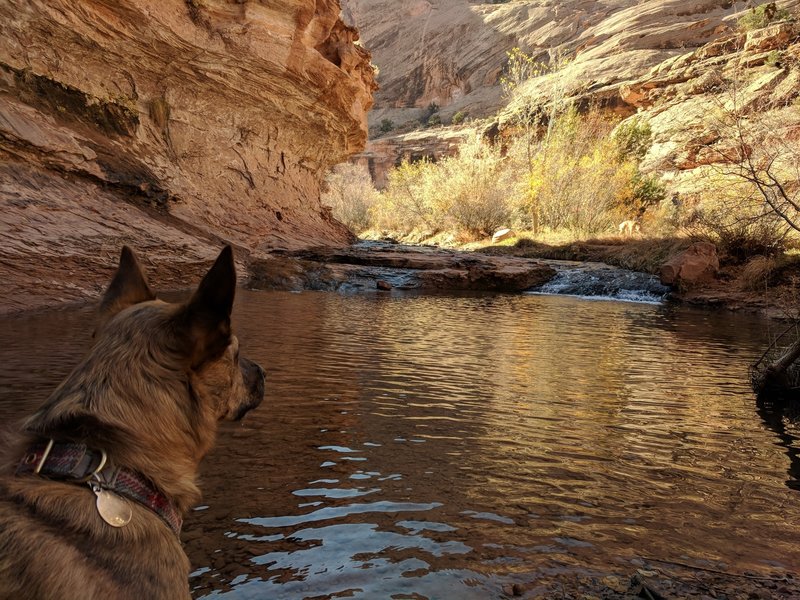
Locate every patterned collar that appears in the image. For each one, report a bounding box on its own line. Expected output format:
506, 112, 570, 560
16, 439, 182, 535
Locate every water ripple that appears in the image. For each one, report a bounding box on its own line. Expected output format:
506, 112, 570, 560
1, 290, 797, 599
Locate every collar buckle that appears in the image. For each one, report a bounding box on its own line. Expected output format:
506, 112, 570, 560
33, 438, 54, 474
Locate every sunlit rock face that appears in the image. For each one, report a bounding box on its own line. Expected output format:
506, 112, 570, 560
0, 0, 376, 312
343, 0, 743, 128
619, 21, 800, 197
347, 0, 799, 203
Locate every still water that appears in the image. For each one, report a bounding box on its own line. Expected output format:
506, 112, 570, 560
1, 290, 798, 598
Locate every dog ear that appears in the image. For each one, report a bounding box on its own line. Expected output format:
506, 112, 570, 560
99, 246, 156, 320
174, 245, 236, 367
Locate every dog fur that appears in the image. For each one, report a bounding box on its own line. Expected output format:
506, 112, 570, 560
0, 246, 264, 599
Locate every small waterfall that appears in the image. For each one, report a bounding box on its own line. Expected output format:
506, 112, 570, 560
527, 261, 670, 304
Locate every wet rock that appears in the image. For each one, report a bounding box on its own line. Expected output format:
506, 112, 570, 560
376, 280, 392, 290
501, 583, 525, 597
660, 242, 720, 288
291, 243, 556, 293
415, 259, 553, 292
247, 256, 339, 292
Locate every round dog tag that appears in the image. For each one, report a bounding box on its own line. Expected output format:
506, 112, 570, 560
94, 488, 133, 528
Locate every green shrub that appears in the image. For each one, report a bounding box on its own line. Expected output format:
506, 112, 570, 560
765, 50, 783, 67
738, 3, 790, 31
419, 102, 440, 125
379, 118, 394, 134
427, 114, 442, 127
613, 117, 653, 162
451, 110, 468, 125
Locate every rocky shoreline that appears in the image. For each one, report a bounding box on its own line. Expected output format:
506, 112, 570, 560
476, 237, 798, 320
1, 237, 793, 318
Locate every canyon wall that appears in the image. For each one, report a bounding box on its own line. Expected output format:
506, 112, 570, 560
346, 0, 799, 190
345, 0, 752, 127
0, 0, 376, 312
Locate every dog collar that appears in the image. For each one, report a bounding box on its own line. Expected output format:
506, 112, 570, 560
16, 439, 182, 535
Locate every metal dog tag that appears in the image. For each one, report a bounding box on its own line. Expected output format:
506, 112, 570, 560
91, 483, 132, 528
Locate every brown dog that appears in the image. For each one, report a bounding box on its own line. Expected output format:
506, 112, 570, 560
0, 246, 264, 599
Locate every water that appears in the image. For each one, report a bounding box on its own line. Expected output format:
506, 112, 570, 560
529, 261, 670, 304
1, 290, 799, 598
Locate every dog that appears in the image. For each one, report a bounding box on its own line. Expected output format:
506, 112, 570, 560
618, 219, 641, 237
0, 245, 264, 599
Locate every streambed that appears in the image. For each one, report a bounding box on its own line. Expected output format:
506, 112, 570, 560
0, 290, 797, 598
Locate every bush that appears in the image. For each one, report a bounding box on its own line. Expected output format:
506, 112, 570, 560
373, 158, 442, 232
613, 117, 653, 162
371, 109, 669, 241
439, 134, 511, 237
619, 172, 666, 217
515, 109, 656, 234
451, 110, 468, 125
738, 2, 790, 31
737, 255, 777, 291
691, 175, 790, 261
373, 134, 511, 239
321, 163, 379, 233
419, 102, 440, 125
427, 114, 442, 127
379, 118, 394, 134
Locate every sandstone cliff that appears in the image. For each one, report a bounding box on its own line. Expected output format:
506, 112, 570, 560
346, 0, 799, 188
0, 0, 376, 312
345, 0, 758, 128
619, 20, 800, 197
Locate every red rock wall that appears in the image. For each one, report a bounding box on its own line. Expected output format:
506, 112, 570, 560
0, 0, 376, 312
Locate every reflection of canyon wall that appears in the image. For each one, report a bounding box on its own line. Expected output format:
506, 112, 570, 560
0, 0, 376, 312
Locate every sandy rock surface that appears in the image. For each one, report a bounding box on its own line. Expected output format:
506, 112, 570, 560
344, 0, 771, 126
249, 243, 556, 293
0, 0, 376, 312
348, 0, 799, 197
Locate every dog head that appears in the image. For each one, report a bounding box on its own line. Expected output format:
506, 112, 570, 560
25, 246, 264, 509
95, 245, 265, 424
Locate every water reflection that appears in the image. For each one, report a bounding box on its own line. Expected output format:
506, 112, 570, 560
755, 394, 800, 490
0, 291, 798, 599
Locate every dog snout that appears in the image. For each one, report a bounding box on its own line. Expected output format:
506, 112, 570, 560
237, 357, 265, 420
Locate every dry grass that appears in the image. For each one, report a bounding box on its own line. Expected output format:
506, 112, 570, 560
474, 233, 692, 274
736, 255, 777, 291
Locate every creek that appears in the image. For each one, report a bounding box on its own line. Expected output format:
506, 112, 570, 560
0, 288, 798, 598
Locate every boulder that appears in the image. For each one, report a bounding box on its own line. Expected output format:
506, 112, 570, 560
416, 259, 554, 292
744, 22, 799, 53
660, 242, 719, 287
492, 228, 516, 244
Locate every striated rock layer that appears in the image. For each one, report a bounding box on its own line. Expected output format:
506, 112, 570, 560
0, 0, 376, 312
619, 20, 800, 198
345, 0, 765, 127
347, 0, 798, 180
